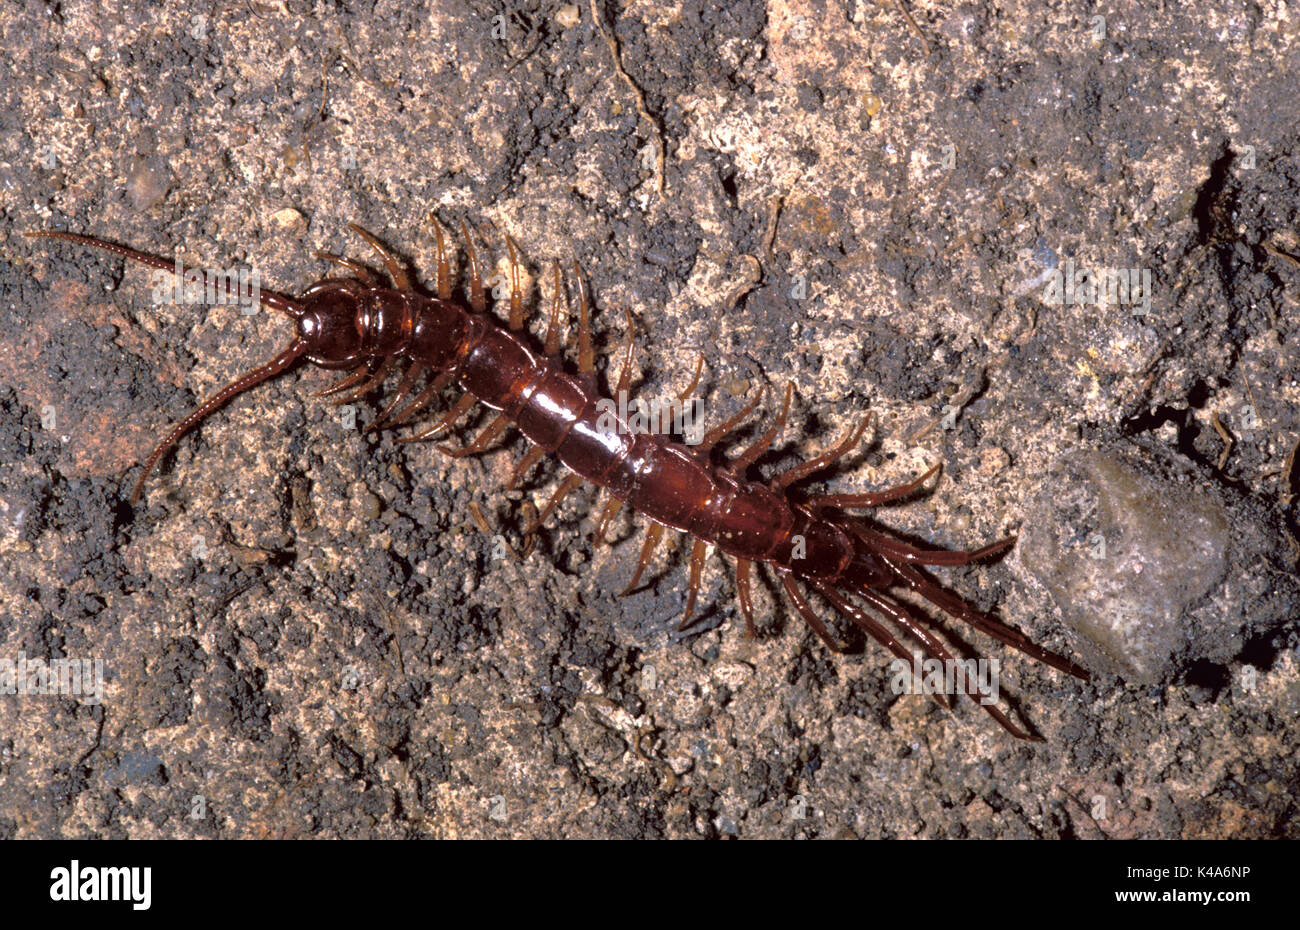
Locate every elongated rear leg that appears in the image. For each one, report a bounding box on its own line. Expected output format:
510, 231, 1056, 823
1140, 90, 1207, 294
778, 573, 852, 652
806, 578, 983, 730
829, 580, 1039, 740
883, 556, 1089, 680
849, 520, 1015, 566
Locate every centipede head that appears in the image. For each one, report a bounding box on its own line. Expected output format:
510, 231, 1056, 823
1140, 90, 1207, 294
296, 279, 369, 368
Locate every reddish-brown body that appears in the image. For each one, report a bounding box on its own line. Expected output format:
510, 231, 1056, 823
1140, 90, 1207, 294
314, 277, 862, 582
28, 223, 1088, 741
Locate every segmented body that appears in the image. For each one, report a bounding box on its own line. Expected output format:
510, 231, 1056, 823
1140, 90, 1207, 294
28, 222, 1089, 741
350, 283, 852, 577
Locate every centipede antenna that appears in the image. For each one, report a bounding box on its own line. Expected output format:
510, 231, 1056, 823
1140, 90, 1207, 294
130, 338, 309, 504
26, 230, 305, 319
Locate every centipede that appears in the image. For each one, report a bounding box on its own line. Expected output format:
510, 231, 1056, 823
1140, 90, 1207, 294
27, 219, 1089, 740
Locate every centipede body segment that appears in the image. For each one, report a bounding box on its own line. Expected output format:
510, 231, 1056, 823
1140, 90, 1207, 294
27, 220, 1089, 740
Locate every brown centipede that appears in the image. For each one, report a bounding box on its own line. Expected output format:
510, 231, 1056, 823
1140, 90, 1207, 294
27, 220, 1089, 740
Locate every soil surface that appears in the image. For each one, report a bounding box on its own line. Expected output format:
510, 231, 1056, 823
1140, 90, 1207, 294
1, 1, 1297, 838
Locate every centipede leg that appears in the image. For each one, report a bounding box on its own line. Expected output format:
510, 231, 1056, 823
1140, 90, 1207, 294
613, 308, 636, 395
313, 251, 380, 286
807, 578, 911, 665
618, 521, 666, 596
729, 382, 793, 470
431, 218, 452, 299
856, 586, 1039, 740
506, 237, 526, 331
592, 495, 623, 545
461, 220, 485, 312
816, 578, 1032, 739
849, 521, 1015, 565
676, 354, 705, 402
677, 538, 709, 630
438, 412, 512, 458
770, 412, 873, 492
883, 556, 1089, 680
507, 445, 548, 490
573, 262, 595, 375
348, 223, 414, 291
523, 473, 585, 535
367, 362, 426, 432
779, 574, 851, 652
395, 392, 477, 444
543, 261, 565, 355
311, 365, 371, 398
808, 576, 996, 728
331, 355, 394, 406
386, 371, 453, 427
806, 462, 941, 510
695, 385, 764, 453
735, 558, 757, 638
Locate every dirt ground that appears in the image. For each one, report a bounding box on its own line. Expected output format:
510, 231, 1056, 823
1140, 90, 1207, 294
1, 1, 1297, 838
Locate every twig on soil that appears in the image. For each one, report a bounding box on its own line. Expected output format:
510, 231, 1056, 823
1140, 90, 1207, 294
589, 0, 666, 197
